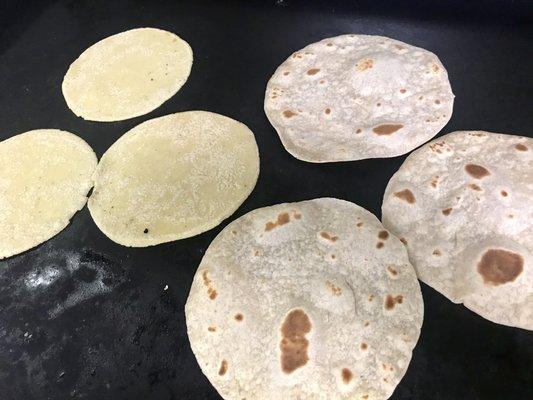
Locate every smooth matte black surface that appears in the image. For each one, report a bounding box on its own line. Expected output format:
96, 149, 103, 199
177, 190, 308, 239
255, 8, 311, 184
0, 1, 532, 399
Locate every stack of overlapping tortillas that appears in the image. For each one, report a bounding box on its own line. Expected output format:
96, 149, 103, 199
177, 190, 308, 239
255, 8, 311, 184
382, 131, 532, 330
186, 198, 423, 400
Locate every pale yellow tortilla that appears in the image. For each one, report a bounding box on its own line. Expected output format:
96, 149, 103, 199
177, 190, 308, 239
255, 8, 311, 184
88, 111, 260, 247
0, 129, 97, 259
62, 27, 193, 122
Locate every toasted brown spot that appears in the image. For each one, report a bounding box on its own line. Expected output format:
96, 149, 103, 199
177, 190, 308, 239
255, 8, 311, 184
395, 45, 405, 50
515, 144, 528, 151
465, 164, 490, 179
433, 249, 442, 256
376, 102, 381, 107
292, 53, 302, 59
362, 395, 369, 400
202, 271, 211, 286
218, 360, 228, 376
364, 321, 370, 327
356, 128, 362, 133
368, 294, 374, 301
324, 108, 331, 115
360, 342, 368, 350
387, 266, 398, 276
326, 42, 333, 46
356, 58, 373, 71
378, 230, 389, 240
442, 208, 452, 216
325, 280, 342, 296
434, 99, 441, 104
208, 288, 217, 300
294, 212, 301, 219
320, 231, 338, 242
283, 110, 297, 118
357, 222, 364, 227
400, 237, 407, 245
265, 212, 290, 231
469, 184, 482, 191
342, 368, 353, 384
432, 64, 440, 72
208, 326, 216, 332
385, 295, 403, 310
373, 124, 403, 135
283, 71, 290, 75
307, 68, 320, 75
400, 88, 406, 93
319, 80, 325, 84
376, 242, 384, 249
394, 189, 416, 204
231, 230, 237, 235
419, 96, 423, 100
280, 309, 311, 374
331, 254, 336, 260
477, 249, 524, 286
253, 249, 260, 256
498, 190, 508, 197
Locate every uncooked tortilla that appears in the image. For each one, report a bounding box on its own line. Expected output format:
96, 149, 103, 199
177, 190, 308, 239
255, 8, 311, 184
382, 131, 532, 330
88, 111, 259, 247
0, 129, 97, 259
186, 198, 423, 400
264, 35, 454, 162
62, 27, 193, 122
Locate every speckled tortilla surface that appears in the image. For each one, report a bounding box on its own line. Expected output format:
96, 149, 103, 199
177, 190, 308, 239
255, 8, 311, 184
0, 130, 97, 259
382, 131, 532, 330
264, 35, 454, 162
186, 198, 423, 400
88, 111, 259, 247
62, 27, 193, 122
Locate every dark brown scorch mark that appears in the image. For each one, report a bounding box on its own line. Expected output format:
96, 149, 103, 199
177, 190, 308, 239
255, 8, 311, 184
218, 360, 228, 376
465, 164, 490, 179
442, 208, 452, 216
360, 342, 368, 350
265, 213, 290, 231
387, 266, 398, 276
477, 249, 524, 286
280, 309, 311, 374
501, 190, 508, 197
394, 189, 416, 204
469, 184, 482, 191
378, 230, 389, 240
283, 110, 297, 118
372, 124, 404, 135
234, 313, 243, 322
342, 368, 353, 384
376, 242, 384, 249
515, 144, 528, 151
202, 271, 218, 300
320, 231, 338, 242
385, 295, 403, 310
307, 68, 320, 75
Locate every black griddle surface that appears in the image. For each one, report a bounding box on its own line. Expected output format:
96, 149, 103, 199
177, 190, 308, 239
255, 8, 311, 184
0, 1, 532, 399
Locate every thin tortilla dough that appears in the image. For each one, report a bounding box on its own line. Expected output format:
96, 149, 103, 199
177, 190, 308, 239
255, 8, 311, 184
88, 111, 260, 247
382, 131, 532, 330
62, 27, 193, 122
186, 198, 423, 400
0, 129, 97, 259
264, 34, 454, 162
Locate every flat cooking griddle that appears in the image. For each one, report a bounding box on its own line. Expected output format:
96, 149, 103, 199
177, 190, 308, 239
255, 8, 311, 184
0, 1, 531, 399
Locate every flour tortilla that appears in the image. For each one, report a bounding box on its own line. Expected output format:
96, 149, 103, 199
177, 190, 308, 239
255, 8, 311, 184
0, 130, 97, 259
88, 111, 259, 247
62, 27, 193, 122
186, 198, 423, 400
264, 35, 454, 162
382, 131, 532, 330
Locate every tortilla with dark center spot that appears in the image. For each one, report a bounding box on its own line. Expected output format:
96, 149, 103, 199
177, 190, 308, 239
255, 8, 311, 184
382, 131, 533, 330
264, 35, 454, 162
186, 198, 423, 399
